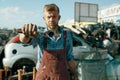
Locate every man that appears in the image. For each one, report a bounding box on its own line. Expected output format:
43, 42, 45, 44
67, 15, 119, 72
20, 3, 78, 80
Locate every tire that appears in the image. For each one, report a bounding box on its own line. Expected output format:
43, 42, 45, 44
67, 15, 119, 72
0, 47, 4, 69
12, 58, 35, 75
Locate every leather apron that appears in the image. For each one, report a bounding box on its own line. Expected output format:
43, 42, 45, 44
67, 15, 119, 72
35, 31, 70, 80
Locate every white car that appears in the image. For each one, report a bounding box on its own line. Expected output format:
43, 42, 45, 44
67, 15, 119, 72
3, 35, 38, 74
3, 31, 95, 74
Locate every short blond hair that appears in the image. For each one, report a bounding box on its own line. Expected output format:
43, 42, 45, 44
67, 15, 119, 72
44, 3, 60, 14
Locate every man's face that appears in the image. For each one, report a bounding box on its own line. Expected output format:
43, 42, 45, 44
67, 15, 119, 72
43, 10, 60, 30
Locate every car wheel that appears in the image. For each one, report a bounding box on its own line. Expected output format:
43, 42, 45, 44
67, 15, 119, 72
12, 58, 35, 75
0, 47, 4, 69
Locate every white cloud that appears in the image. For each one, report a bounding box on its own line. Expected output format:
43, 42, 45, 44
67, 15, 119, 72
0, 7, 36, 15
0, 0, 6, 2
0, 7, 19, 14
0, 7, 40, 29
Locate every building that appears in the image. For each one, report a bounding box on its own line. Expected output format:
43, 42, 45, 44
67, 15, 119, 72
98, 4, 120, 23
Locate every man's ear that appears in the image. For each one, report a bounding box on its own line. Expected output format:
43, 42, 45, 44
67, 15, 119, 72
59, 15, 61, 20
43, 16, 45, 20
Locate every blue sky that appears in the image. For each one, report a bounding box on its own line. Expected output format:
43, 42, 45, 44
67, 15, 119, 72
0, 0, 120, 29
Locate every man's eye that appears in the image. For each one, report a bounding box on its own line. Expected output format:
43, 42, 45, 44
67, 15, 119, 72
47, 17, 50, 19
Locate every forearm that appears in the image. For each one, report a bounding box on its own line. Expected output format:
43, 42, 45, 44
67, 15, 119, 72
19, 34, 30, 43
68, 60, 78, 79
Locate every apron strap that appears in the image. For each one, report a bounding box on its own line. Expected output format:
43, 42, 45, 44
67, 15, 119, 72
64, 31, 66, 48
43, 33, 48, 49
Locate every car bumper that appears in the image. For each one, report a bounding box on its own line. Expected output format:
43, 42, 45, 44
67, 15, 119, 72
3, 58, 13, 68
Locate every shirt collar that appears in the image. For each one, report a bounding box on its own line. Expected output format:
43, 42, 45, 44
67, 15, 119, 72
46, 26, 63, 41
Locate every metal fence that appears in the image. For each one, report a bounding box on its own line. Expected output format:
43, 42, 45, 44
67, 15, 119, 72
0, 67, 36, 80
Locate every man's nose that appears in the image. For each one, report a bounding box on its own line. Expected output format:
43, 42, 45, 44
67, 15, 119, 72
49, 17, 54, 21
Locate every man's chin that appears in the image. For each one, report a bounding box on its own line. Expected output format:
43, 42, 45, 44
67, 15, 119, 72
49, 25, 57, 29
